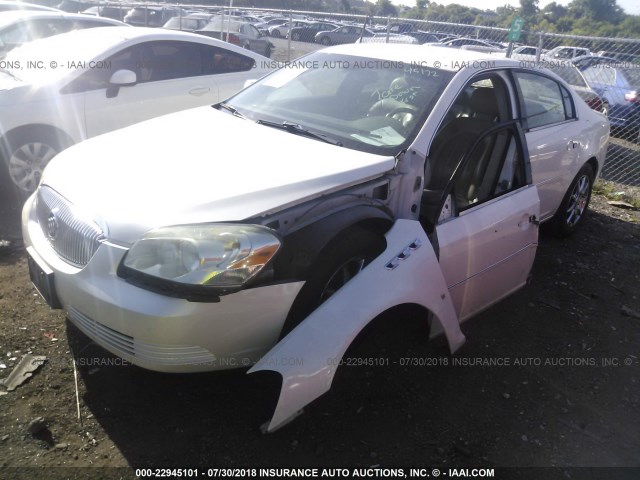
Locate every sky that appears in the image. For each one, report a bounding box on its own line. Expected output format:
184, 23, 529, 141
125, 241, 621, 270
391, 0, 640, 16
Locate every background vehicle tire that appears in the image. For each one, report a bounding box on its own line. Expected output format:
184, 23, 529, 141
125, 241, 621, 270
2, 128, 70, 199
291, 32, 301, 41
280, 227, 386, 338
271, 29, 281, 38
549, 163, 594, 237
320, 36, 331, 45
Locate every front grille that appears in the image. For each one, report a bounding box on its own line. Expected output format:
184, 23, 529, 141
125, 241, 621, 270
36, 186, 105, 267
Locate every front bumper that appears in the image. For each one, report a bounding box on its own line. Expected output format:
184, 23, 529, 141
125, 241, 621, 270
22, 193, 303, 373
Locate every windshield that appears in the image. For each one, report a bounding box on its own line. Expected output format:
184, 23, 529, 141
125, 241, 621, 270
225, 52, 454, 155
546, 64, 587, 87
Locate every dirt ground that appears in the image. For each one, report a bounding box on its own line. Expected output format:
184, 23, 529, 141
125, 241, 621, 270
0, 182, 639, 480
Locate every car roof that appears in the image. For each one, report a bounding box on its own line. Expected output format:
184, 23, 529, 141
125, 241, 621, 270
0, 10, 125, 27
6, 25, 259, 62
321, 43, 520, 71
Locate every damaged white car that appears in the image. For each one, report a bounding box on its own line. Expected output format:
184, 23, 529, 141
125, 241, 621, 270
22, 44, 609, 431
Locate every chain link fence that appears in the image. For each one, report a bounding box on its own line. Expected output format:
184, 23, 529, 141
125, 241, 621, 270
61, 2, 640, 186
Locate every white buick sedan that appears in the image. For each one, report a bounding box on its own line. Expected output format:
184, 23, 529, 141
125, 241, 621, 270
22, 44, 609, 431
0, 26, 273, 194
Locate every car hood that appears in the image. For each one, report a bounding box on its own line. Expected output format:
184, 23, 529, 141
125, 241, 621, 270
41, 106, 395, 244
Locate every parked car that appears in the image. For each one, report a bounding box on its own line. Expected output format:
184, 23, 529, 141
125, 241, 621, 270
0, 1, 59, 12
0, 27, 273, 194
544, 46, 592, 60
268, 19, 310, 38
80, 5, 127, 21
406, 30, 444, 44
22, 44, 608, 432
124, 6, 185, 28
432, 37, 505, 53
358, 33, 419, 45
195, 18, 274, 58
0, 11, 125, 55
162, 12, 217, 32
254, 17, 286, 36
287, 21, 338, 42
315, 25, 374, 45
511, 45, 540, 56
580, 59, 640, 141
544, 62, 607, 115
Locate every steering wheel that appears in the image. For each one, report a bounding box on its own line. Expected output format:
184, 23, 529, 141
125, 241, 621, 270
385, 107, 417, 129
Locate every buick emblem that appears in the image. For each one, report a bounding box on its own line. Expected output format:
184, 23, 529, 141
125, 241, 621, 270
46, 211, 59, 241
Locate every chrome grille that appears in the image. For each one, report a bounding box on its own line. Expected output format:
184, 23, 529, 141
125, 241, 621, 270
36, 186, 105, 267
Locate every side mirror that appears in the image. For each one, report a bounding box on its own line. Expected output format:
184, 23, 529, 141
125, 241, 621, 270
106, 69, 137, 98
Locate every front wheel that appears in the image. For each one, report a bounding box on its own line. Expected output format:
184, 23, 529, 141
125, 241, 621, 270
271, 30, 281, 38
550, 163, 594, 237
280, 227, 386, 338
2, 129, 68, 198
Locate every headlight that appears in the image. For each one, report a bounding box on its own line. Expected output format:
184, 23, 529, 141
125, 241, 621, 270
119, 224, 280, 293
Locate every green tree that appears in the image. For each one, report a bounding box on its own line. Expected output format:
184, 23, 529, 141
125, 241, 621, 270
376, 0, 398, 16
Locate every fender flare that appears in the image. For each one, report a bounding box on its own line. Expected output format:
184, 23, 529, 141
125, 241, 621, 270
249, 219, 465, 432
273, 204, 394, 280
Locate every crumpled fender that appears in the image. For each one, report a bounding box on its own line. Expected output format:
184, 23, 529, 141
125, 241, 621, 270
248, 219, 465, 432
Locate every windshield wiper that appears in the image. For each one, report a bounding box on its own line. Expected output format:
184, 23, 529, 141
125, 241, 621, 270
256, 120, 343, 146
215, 102, 247, 120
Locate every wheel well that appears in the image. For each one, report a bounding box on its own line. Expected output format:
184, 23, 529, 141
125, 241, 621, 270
0, 124, 75, 156
273, 208, 393, 281
586, 157, 599, 177
338, 303, 434, 361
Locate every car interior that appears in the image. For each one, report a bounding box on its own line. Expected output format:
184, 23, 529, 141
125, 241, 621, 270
420, 74, 527, 226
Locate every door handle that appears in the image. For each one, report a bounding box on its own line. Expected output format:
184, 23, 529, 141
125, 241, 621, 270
189, 87, 210, 96
529, 215, 540, 226
567, 140, 579, 150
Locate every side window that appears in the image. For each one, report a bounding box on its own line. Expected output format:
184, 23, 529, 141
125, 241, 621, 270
139, 41, 202, 82
63, 41, 204, 94
422, 74, 527, 222
583, 65, 615, 86
515, 72, 574, 129
201, 45, 255, 74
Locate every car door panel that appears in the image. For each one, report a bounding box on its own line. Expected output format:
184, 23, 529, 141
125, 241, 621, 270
437, 185, 540, 321
84, 76, 219, 138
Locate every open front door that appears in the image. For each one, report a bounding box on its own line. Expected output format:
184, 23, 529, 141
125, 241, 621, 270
431, 123, 540, 321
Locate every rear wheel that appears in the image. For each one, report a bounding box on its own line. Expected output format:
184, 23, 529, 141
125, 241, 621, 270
280, 227, 386, 338
550, 163, 594, 237
271, 29, 281, 38
320, 36, 331, 46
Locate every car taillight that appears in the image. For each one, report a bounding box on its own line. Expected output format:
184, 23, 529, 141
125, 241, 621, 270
227, 34, 241, 45
587, 96, 603, 112
624, 91, 638, 103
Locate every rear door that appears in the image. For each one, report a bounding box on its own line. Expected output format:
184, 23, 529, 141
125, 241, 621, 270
513, 71, 580, 220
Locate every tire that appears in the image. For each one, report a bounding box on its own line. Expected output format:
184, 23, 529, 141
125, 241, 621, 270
1, 128, 69, 199
280, 227, 386, 338
550, 163, 594, 237
291, 32, 301, 41
271, 29, 281, 38
320, 36, 331, 46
